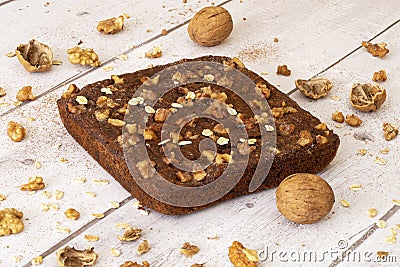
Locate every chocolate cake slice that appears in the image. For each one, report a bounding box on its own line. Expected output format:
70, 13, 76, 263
57, 56, 339, 215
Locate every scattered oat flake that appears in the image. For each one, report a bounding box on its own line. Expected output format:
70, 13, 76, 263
54, 190, 64, 200
357, 149, 367, 156
92, 213, 105, 219
73, 177, 87, 184
227, 107, 237, 115
102, 65, 114, 72
349, 184, 363, 191
144, 105, 155, 114
368, 208, 378, 218
391, 199, 400, 206
84, 234, 99, 242
117, 54, 128, 61
265, 125, 274, 132
374, 157, 387, 165
390, 228, 397, 236
341, 199, 350, 207
94, 179, 110, 185
178, 140, 192, 146
49, 203, 59, 211
202, 129, 214, 137
248, 138, 257, 145
11, 256, 21, 263
31, 255, 43, 265
110, 201, 120, 208
116, 222, 131, 229
35, 160, 42, 169
385, 236, 396, 244
171, 102, 183, 108
56, 226, 71, 234
59, 157, 69, 163
158, 139, 170, 146
380, 148, 390, 154
40, 203, 50, 212
376, 220, 387, 228
330, 95, 341, 101
217, 137, 229, 145
260, 71, 268, 75
110, 248, 121, 257
41, 191, 52, 199
76, 95, 88, 105
86, 191, 96, 197
52, 60, 62, 65
396, 224, 400, 230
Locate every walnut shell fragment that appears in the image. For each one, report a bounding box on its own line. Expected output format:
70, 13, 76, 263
0, 208, 24, 236
187, 6, 233, 47
350, 83, 386, 112
15, 39, 53, 72
295, 77, 333, 99
56, 246, 98, 267
276, 173, 335, 224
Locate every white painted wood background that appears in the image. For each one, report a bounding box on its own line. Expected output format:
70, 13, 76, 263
0, 0, 399, 266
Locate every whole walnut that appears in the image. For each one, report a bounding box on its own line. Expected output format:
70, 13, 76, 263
187, 6, 233, 47
276, 173, 335, 224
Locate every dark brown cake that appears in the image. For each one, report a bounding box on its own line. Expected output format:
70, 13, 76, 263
57, 56, 340, 215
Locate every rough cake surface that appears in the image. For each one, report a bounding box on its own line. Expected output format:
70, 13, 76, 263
57, 56, 340, 215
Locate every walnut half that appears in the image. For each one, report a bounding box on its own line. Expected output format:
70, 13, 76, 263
350, 83, 386, 112
15, 39, 53, 72
67, 47, 101, 67
56, 247, 98, 267
0, 208, 24, 236
295, 77, 333, 99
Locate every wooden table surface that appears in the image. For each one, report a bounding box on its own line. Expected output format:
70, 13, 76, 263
1, 0, 400, 266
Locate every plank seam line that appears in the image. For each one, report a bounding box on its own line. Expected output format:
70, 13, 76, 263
328, 205, 399, 267
0, 0, 14, 7
287, 17, 400, 97
21, 195, 135, 267
0, 0, 232, 118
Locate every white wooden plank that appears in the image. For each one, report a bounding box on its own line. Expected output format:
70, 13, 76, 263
0, 0, 226, 115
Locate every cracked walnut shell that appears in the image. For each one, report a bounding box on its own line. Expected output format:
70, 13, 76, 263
15, 39, 53, 72
350, 83, 386, 112
188, 6, 233, 47
97, 15, 124, 34
228, 241, 259, 267
276, 173, 335, 224
56, 246, 98, 267
295, 77, 333, 99
0, 208, 24, 236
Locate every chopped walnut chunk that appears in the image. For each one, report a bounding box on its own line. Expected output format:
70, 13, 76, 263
362, 41, 389, 57
316, 135, 328, 145
118, 226, 142, 242
0, 87, 6, 97
215, 153, 232, 164
108, 118, 126, 127
276, 65, 291, 76
97, 15, 124, 34
297, 130, 313, 147
228, 241, 259, 267
372, 70, 387, 82
180, 242, 200, 257
279, 123, 295, 136
345, 114, 362, 127
332, 111, 344, 123
84, 234, 99, 242
193, 171, 207, 182
7, 121, 26, 142
67, 46, 101, 67
64, 208, 80, 220
145, 46, 162, 58
136, 160, 155, 179
0, 208, 24, 236
95, 109, 110, 122
368, 208, 378, 218
176, 171, 192, 183
255, 82, 270, 98
20, 176, 45, 191
120, 261, 150, 267
154, 108, 170, 122
31, 255, 43, 265
16, 86, 35, 101
213, 124, 228, 134
137, 240, 151, 255
383, 123, 398, 141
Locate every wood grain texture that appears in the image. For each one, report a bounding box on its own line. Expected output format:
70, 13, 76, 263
0, 0, 400, 266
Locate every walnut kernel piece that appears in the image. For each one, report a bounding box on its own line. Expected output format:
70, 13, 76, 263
0, 208, 24, 236
118, 226, 142, 242
350, 83, 386, 112
120, 261, 150, 267
187, 6, 233, 47
255, 82, 270, 99
154, 108, 170, 122
295, 77, 333, 99
20, 176, 45, 191
332, 111, 344, 123
16, 86, 36, 101
15, 39, 53, 72
0, 87, 6, 97
62, 84, 79, 99
56, 246, 98, 267
97, 15, 124, 34
180, 242, 200, 257
297, 130, 313, 147
372, 70, 387, 82
345, 114, 362, 127
64, 208, 80, 220
84, 235, 99, 242
228, 241, 259, 267
137, 240, 151, 255
95, 109, 110, 121
176, 171, 192, 183
7, 121, 26, 142
276, 65, 291, 76
108, 118, 126, 127
279, 123, 295, 136
276, 173, 335, 224
145, 46, 162, 58
31, 255, 43, 265
67, 47, 101, 67
362, 41, 389, 57
368, 208, 378, 218
383, 123, 398, 141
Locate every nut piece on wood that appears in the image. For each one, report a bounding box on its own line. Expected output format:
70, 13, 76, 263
97, 15, 124, 34
56, 246, 98, 267
228, 241, 259, 267
120, 261, 150, 267
372, 70, 387, 82
16, 86, 36, 101
15, 39, 53, 72
332, 111, 344, 123
350, 83, 386, 112
276, 65, 291, 76
67, 47, 101, 67
7, 121, 26, 142
276, 173, 335, 224
0, 208, 24, 236
362, 41, 389, 57
345, 114, 362, 127
295, 77, 333, 99
187, 6, 233, 47
383, 122, 398, 141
